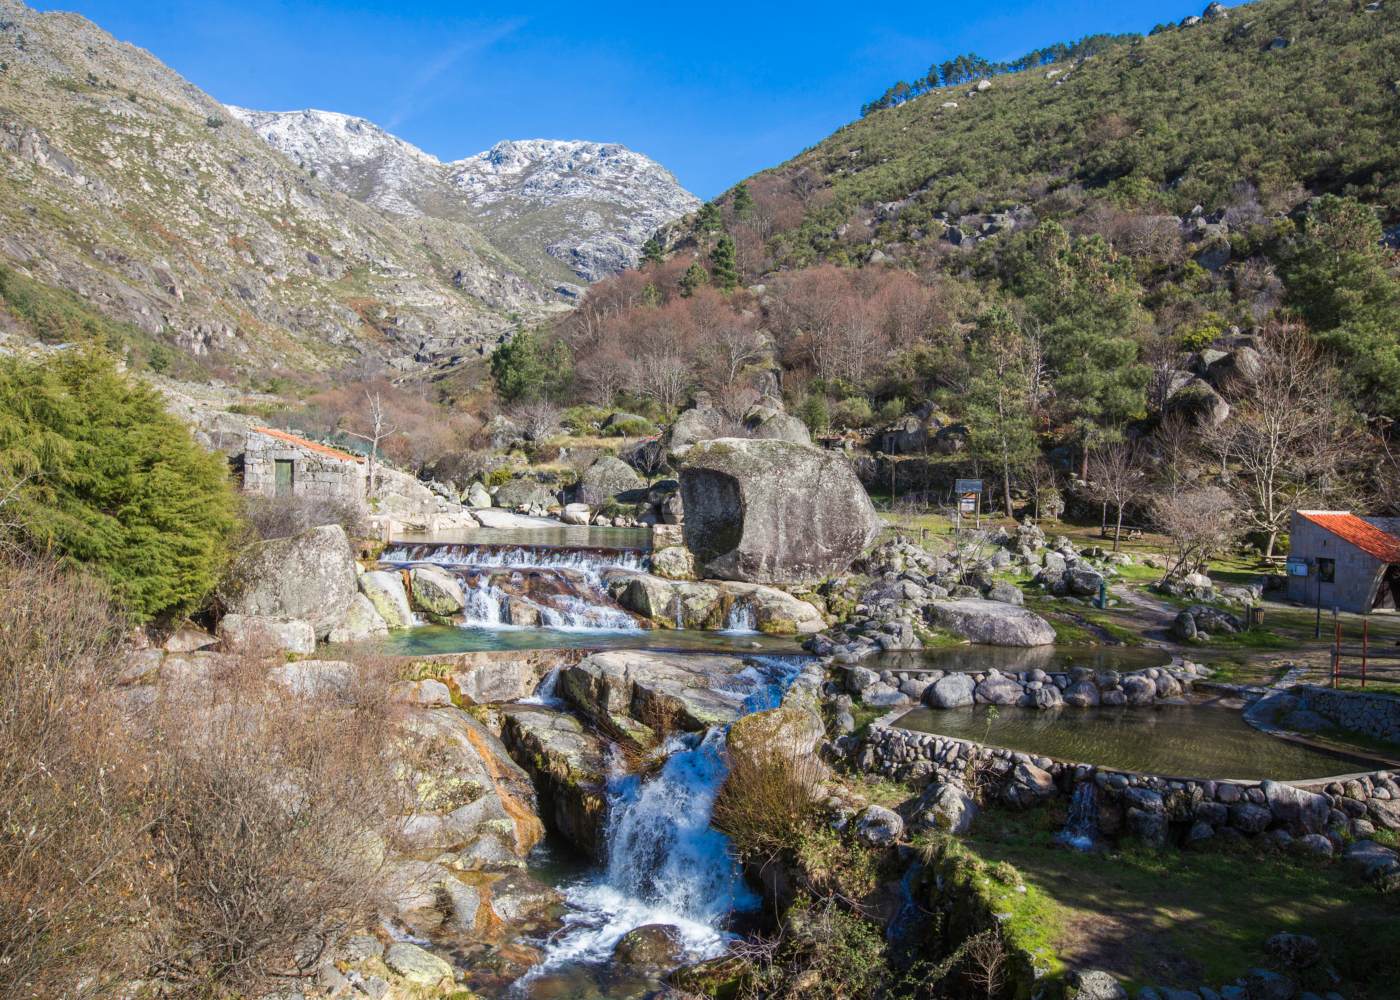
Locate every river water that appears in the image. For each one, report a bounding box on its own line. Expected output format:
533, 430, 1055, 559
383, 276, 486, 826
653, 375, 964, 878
894, 702, 1377, 780
378, 527, 810, 997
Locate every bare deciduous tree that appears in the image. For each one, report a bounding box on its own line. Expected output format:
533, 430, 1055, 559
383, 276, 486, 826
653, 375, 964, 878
345, 390, 398, 498
1210, 324, 1365, 558
1088, 440, 1148, 551
1148, 412, 1204, 499
1153, 485, 1243, 581
509, 398, 563, 442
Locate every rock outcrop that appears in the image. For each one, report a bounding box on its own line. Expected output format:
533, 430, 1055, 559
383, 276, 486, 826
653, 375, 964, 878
560, 650, 761, 743
923, 599, 1056, 647
575, 455, 645, 506
216, 613, 316, 656
217, 525, 358, 639
681, 439, 881, 585
501, 705, 611, 860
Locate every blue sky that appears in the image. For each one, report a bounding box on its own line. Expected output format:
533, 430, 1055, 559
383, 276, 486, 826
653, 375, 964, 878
34, 1, 1214, 198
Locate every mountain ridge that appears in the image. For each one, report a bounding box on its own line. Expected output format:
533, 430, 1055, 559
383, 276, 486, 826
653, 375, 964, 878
0, 0, 695, 378
228, 108, 700, 287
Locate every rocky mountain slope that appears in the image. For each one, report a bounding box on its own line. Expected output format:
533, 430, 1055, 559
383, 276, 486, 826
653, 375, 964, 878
230, 108, 698, 288
0, 0, 690, 376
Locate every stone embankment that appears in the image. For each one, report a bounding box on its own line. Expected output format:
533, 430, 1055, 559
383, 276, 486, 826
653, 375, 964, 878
839, 660, 1206, 711
856, 721, 1400, 868
1284, 685, 1400, 744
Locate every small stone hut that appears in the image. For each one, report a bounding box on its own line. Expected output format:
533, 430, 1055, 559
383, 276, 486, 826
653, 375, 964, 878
235, 426, 366, 503
1285, 511, 1400, 614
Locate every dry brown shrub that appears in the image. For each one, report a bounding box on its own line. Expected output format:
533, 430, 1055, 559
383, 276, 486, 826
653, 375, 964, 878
962, 928, 1009, 999
136, 654, 401, 993
241, 491, 368, 542
712, 739, 824, 861
0, 556, 141, 997
1, 553, 406, 998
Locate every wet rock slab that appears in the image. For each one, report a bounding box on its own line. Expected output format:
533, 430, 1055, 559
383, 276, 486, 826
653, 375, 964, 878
559, 650, 763, 741
501, 703, 611, 860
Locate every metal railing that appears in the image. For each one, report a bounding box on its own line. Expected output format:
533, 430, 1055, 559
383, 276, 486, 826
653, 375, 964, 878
1330, 618, 1400, 688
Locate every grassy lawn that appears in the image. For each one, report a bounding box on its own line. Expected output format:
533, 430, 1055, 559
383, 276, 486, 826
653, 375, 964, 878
1203, 656, 1294, 687
962, 807, 1400, 997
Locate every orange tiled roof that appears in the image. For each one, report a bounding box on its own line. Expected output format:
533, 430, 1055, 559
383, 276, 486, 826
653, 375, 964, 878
253, 426, 364, 464
1299, 512, 1400, 563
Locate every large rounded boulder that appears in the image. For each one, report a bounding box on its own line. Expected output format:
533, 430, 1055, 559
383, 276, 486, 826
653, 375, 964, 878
575, 455, 645, 506
662, 405, 730, 463
217, 524, 358, 639
680, 438, 881, 585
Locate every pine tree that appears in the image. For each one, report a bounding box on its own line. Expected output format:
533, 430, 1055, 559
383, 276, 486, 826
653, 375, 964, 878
964, 307, 1039, 516
695, 202, 723, 234
1002, 221, 1149, 476
1283, 195, 1400, 418
710, 235, 739, 291
490, 330, 574, 403
679, 262, 711, 298
640, 234, 665, 266
731, 182, 754, 218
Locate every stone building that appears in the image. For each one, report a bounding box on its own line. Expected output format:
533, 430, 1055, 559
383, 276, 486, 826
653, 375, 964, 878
236, 426, 366, 503
1285, 511, 1400, 614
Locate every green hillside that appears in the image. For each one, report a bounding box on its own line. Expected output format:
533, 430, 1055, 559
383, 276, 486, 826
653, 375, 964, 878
721, 0, 1397, 269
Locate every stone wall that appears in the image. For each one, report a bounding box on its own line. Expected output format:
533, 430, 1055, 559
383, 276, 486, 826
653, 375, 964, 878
843, 660, 1204, 711
1291, 685, 1400, 743
241, 429, 365, 503
856, 721, 1399, 850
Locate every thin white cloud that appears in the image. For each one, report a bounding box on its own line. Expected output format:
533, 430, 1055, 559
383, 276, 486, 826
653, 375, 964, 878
386, 18, 525, 129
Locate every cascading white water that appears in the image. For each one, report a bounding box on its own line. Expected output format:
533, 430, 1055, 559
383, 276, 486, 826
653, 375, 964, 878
520, 667, 563, 707
518, 656, 809, 986
461, 575, 509, 627
538, 595, 640, 631
723, 601, 757, 633
527, 733, 757, 975
1056, 781, 1099, 851
382, 543, 649, 580
383, 542, 648, 632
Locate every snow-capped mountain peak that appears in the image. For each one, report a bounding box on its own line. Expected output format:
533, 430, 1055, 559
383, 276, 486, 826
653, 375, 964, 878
228, 108, 699, 284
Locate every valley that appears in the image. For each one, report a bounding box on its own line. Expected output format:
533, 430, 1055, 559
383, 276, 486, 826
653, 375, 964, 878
0, 0, 1398, 998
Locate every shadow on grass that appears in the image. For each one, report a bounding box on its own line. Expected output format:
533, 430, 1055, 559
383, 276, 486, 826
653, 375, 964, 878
962, 807, 1400, 997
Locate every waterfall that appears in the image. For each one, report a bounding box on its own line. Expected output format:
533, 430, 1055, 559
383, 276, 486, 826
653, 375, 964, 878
518, 656, 808, 985
521, 667, 563, 707
461, 576, 508, 626
671, 590, 685, 629
537, 595, 640, 631
724, 601, 757, 633
382, 542, 649, 579
381, 542, 649, 633
1056, 781, 1099, 851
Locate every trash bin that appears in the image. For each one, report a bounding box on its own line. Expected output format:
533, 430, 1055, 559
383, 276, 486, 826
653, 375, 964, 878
1248, 606, 1264, 629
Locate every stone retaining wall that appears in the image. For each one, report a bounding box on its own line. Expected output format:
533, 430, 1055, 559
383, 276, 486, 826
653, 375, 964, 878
1291, 685, 1400, 743
856, 721, 1400, 850
845, 660, 1205, 711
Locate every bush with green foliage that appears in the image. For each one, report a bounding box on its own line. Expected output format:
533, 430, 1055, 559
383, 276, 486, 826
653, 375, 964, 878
798, 394, 830, 433
0, 350, 238, 621
831, 396, 874, 430
604, 415, 656, 437
489, 330, 573, 404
